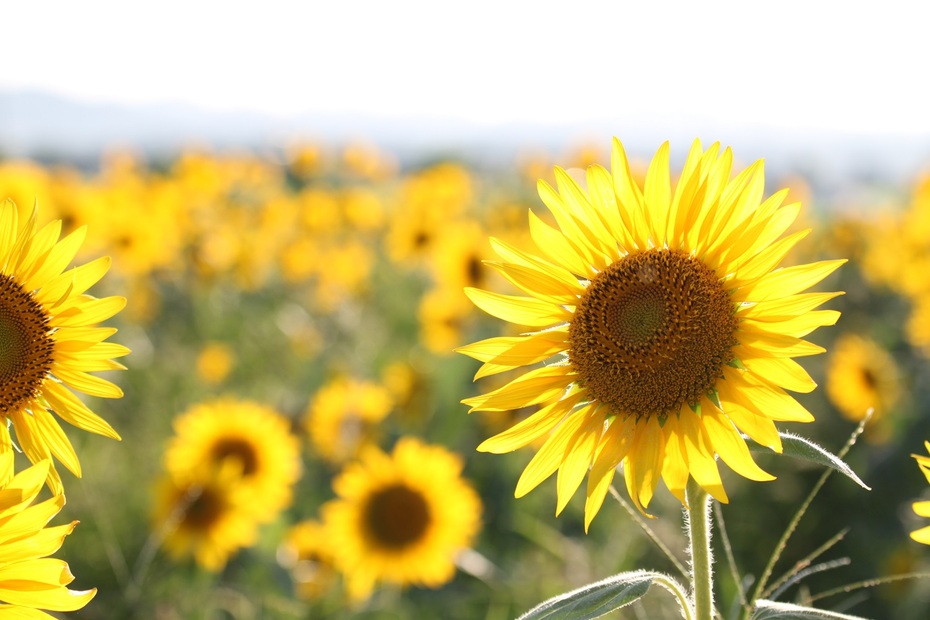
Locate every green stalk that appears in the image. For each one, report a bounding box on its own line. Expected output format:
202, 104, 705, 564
686, 478, 714, 620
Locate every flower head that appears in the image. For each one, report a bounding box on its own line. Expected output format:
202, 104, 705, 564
826, 333, 900, 442
165, 398, 301, 521
305, 378, 392, 465
0, 199, 126, 493
153, 467, 259, 572
458, 139, 844, 527
321, 438, 481, 602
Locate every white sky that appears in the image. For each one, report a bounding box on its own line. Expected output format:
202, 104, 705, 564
4, 0, 930, 134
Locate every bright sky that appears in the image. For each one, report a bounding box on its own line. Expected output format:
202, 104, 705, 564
4, 0, 930, 134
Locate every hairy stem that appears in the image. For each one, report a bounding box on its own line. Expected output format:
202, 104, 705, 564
686, 479, 714, 620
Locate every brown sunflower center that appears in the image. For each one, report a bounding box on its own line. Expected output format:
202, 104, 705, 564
0, 274, 55, 415
364, 483, 431, 550
182, 486, 224, 530
569, 248, 738, 419
211, 438, 259, 477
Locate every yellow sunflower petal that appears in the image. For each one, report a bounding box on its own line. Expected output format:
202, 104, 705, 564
51, 366, 122, 398
461, 365, 571, 413
741, 310, 841, 339
733, 259, 846, 302
49, 296, 127, 328
610, 138, 649, 249
464, 287, 571, 327
35, 256, 111, 307
660, 416, 690, 505
555, 406, 603, 515
0, 581, 95, 613
515, 409, 592, 498
488, 237, 585, 295
585, 164, 634, 254
22, 226, 87, 293
456, 330, 568, 380
913, 500, 930, 518
584, 416, 635, 531
736, 349, 817, 393
527, 209, 596, 276
485, 261, 581, 304
678, 408, 728, 503
703, 404, 774, 482
477, 391, 582, 454
30, 409, 81, 477
738, 292, 844, 322
910, 525, 930, 545
643, 141, 671, 244
732, 229, 810, 283
624, 416, 665, 513
41, 380, 121, 440
737, 331, 825, 358
721, 366, 814, 423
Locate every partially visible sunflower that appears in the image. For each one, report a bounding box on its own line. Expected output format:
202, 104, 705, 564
910, 441, 930, 545
153, 467, 259, 572
304, 378, 392, 464
825, 333, 900, 441
0, 452, 95, 616
165, 398, 301, 521
0, 199, 126, 493
321, 438, 481, 602
458, 139, 844, 527
278, 520, 338, 601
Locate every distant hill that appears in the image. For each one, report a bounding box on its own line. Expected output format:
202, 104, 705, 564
3, 89, 930, 195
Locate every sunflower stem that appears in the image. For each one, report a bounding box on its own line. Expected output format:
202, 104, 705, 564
686, 478, 714, 620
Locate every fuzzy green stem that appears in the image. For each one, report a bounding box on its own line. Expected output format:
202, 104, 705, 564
653, 573, 695, 620
686, 478, 714, 620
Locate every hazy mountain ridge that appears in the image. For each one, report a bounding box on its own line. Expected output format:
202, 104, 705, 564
3, 89, 930, 196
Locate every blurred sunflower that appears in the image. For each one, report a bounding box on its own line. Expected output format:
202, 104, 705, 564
278, 520, 338, 601
0, 199, 126, 493
0, 453, 95, 616
418, 287, 476, 355
910, 441, 930, 545
304, 378, 392, 465
825, 333, 901, 440
153, 468, 259, 572
458, 139, 844, 526
194, 341, 235, 386
165, 398, 301, 521
321, 438, 481, 602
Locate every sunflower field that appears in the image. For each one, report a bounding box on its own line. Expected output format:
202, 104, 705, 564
2, 137, 930, 620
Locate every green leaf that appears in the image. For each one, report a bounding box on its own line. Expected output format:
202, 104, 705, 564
516, 570, 654, 620
751, 599, 869, 619
747, 432, 870, 490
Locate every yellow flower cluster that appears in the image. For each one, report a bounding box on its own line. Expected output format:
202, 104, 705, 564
154, 398, 301, 571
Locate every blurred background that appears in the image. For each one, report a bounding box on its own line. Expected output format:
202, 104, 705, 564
4, 1, 930, 618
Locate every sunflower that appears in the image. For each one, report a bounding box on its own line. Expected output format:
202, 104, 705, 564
321, 438, 481, 602
165, 398, 301, 521
305, 378, 392, 465
910, 441, 930, 545
153, 467, 259, 572
194, 341, 235, 386
825, 333, 900, 439
458, 139, 844, 527
0, 199, 126, 494
0, 452, 95, 616
278, 520, 338, 601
